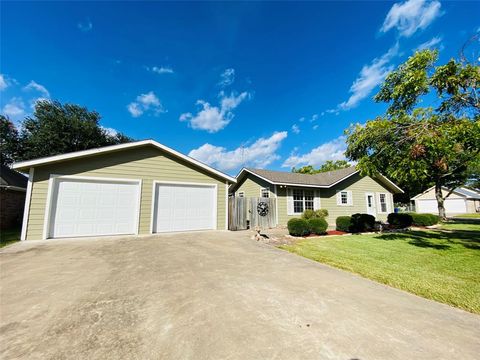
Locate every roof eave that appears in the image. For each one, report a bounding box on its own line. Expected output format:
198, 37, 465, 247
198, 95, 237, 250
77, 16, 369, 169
12, 140, 236, 183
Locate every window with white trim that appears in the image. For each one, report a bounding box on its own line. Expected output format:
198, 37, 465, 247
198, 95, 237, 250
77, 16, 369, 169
379, 193, 388, 213
337, 190, 352, 206
238, 191, 245, 198
293, 189, 314, 214
260, 187, 270, 198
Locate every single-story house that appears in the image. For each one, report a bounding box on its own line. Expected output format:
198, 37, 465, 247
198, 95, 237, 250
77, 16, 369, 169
229, 167, 403, 226
1, 164, 28, 229
12, 140, 236, 241
412, 186, 480, 215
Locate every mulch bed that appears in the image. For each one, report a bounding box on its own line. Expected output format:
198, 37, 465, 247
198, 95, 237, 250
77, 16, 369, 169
326, 230, 347, 236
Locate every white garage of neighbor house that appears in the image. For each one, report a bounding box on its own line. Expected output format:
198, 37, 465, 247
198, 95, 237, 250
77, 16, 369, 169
412, 186, 480, 216
13, 140, 236, 240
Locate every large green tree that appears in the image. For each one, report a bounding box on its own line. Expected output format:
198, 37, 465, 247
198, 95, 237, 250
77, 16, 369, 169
0, 115, 21, 165
292, 160, 352, 174
18, 100, 133, 161
345, 50, 480, 219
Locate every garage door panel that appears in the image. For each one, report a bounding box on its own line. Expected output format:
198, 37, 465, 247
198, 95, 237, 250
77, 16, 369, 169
153, 183, 216, 233
417, 199, 467, 214
49, 178, 140, 238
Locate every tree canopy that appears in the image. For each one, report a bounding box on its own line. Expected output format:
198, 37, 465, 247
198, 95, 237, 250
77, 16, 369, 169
1, 101, 133, 165
345, 49, 480, 218
292, 160, 352, 174
0, 115, 20, 165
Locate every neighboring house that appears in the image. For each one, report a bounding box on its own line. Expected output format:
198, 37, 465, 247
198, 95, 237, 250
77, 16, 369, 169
412, 186, 480, 215
12, 140, 236, 241
0, 165, 28, 229
230, 167, 403, 227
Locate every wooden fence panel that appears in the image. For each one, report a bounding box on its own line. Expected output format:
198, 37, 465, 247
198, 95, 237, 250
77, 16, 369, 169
228, 197, 248, 230
249, 197, 276, 229
228, 197, 276, 230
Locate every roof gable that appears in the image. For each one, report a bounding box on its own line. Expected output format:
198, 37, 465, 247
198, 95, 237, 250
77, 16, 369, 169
0, 165, 27, 188
12, 140, 236, 183
235, 167, 403, 193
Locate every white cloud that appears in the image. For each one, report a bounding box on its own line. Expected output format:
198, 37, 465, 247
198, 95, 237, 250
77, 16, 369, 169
338, 43, 399, 110
416, 36, 443, 51
189, 131, 288, 172
218, 68, 235, 87
180, 91, 249, 133
313, 125, 319, 130
0, 74, 8, 91
311, 114, 319, 122
291, 124, 300, 134
78, 19, 93, 32
127, 91, 165, 117
381, 0, 442, 37
2, 97, 26, 121
23, 80, 50, 98
282, 136, 347, 168
101, 126, 118, 137
149, 66, 174, 74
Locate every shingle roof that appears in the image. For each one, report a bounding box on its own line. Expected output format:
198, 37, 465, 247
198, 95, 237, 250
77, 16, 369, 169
0, 164, 27, 189
245, 166, 358, 187
454, 187, 480, 199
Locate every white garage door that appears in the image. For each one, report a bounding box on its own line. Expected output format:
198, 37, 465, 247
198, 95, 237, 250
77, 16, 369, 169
49, 178, 140, 238
417, 199, 467, 214
153, 183, 216, 233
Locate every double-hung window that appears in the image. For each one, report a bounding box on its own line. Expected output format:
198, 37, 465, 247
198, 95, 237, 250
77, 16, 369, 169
378, 193, 388, 213
337, 190, 352, 206
293, 189, 314, 214
260, 187, 270, 198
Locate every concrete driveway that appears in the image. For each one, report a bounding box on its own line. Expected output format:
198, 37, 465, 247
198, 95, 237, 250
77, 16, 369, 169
1, 231, 479, 360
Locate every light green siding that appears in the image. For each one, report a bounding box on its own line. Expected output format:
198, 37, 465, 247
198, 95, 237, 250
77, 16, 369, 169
234, 176, 274, 198
237, 172, 395, 227
25, 145, 229, 240
319, 173, 394, 226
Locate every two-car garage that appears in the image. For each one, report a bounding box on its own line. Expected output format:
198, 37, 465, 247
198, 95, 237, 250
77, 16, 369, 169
14, 140, 234, 240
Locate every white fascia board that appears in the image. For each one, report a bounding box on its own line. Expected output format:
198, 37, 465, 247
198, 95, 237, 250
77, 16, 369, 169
12, 139, 236, 183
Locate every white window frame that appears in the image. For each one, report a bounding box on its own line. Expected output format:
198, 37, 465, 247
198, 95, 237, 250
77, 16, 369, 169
260, 187, 270, 198
237, 191, 245, 198
292, 188, 315, 215
336, 190, 353, 206
377, 192, 389, 214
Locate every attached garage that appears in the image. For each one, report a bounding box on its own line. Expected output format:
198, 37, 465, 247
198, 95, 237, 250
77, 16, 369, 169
13, 140, 235, 240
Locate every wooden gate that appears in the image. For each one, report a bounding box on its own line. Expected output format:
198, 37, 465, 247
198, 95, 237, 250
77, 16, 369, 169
228, 197, 276, 230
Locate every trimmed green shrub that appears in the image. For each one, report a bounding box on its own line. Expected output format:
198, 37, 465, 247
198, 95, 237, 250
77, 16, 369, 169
301, 209, 317, 220
287, 218, 311, 237
301, 209, 329, 220
308, 217, 328, 235
387, 213, 413, 228
350, 213, 376, 233
406, 212, 440, 226
316, 209, 329, 218
336, 216, 352, 232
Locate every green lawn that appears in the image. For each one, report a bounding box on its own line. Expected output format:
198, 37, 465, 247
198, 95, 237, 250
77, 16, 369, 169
280, 221, 480, 314
0, 228, 21, 248
453, 213, 480, 219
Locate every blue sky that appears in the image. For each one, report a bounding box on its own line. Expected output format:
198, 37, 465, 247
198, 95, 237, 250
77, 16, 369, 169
1, 1, 479, 175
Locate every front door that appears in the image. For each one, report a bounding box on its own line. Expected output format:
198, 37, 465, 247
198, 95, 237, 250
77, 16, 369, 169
365, 192, 376, 216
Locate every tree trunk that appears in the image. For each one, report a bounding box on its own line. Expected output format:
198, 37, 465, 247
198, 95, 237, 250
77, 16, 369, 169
435, 181, 446, 220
